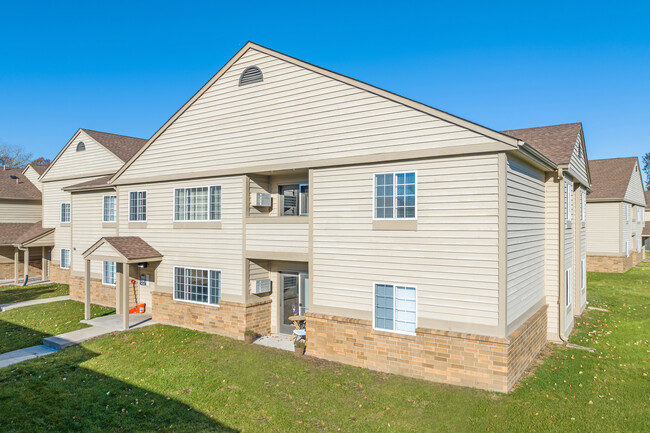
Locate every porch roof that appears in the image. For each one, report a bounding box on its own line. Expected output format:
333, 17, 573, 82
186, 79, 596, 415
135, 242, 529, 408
0, 221, 54, 247
83, 236, 163, 263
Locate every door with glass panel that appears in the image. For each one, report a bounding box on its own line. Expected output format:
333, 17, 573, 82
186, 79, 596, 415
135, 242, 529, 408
279, 184, 309, 216
280, 272, 309, 334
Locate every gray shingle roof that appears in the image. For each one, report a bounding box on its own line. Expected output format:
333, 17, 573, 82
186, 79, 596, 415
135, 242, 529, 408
0, 167, 41, 200
587, 157, 638, 201
81, 129, 148, 162
501, 123, 582, 165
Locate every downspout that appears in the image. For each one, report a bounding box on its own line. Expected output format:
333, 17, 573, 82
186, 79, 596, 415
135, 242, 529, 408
557, 169, 568, 344
17, 245, 29, 287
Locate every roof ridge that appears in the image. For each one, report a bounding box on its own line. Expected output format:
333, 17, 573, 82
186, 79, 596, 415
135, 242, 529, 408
501, 122, 582, 132
81, 128, 147, 141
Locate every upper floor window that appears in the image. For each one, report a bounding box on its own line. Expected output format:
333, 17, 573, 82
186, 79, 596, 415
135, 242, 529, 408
374, 283, 416, 334
624, 204, 630, 222
129, 191, 147, 222
564, 178, 573, 222
174, 186, 221, 221
76, 142, 86, 152
103, 195, 116, 222
279, 184, 309, 216
60, 202, 71, 223
581, 190, 586, 222
374, 172, 416, 219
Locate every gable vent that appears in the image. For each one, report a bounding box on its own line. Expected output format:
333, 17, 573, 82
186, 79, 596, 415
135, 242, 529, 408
76, 142, 86, 152
239, 66, 263, 86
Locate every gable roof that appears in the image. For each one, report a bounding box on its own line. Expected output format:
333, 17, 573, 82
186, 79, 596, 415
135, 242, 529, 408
588, 157, 639, 201
110, 41, 522, 183
27, 162, 50, 175
64, 175, 113, 192
645, 191, 650, 205
501, 123, 583, 165
83, 236, 163, 262
0, 167, 41, 200
0, 221, 52, 246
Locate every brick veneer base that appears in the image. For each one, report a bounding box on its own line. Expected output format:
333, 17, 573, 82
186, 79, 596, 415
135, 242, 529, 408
306, 305, 548, 393
69, 275, 116, 308
0, 260, 42, 280
587, 250, 644, 273
49, 265, 70, 285
151, 291, 271, 340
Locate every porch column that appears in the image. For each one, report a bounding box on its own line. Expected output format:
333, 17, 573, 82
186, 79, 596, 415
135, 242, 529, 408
42, 246, 45, 280
84, 259, 91, 320
122, 262, 129, 330
116, 263, 123, 315
13, 248, 18, 283
23, 248, 29, 280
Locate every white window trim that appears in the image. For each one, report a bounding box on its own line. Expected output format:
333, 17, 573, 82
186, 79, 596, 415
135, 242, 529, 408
128, 190, 148, 222
580, 190, 586, 223
60, 202, 71, 223
372, 281, 418, 336
172, 265, 221, 307
581, 258, 586, 292
102, 195, 117, 223
565, 268, 572, 308
299, 183, 309, 216
60, 248, 70, 269
564, 178, 573, 222
172, 185, 222, 222
624, 203, 630, 222
625, 240, 630, 256
372, 171, 418, 220
102, 261, 117, 286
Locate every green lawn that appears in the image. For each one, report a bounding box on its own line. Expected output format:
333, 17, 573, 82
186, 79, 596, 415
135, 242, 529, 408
635, 259, 650, 267
0, 300, 114, 354
0, 271, 648, 432
0, 283, 69, 305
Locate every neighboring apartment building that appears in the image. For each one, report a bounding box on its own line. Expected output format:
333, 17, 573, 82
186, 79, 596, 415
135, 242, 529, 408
643, 191, 650, 251
0, 164, 52, 282
50, 42, 593, 392
38, 129, 147, 286
586, 157, 646, 272
501, 123, 590, 337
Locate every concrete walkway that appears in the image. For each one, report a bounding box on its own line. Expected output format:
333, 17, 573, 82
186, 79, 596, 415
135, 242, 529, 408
0, 295, 70, 312
254, 333, 294, 351
0, 345, 58, 369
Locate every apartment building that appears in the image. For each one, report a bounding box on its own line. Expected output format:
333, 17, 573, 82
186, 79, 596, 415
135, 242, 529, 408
586, 157, 646, 272
0, 163, 52, 282
502, 123, 590, 338
35, 42, 595, 393
643, 191, 650, 251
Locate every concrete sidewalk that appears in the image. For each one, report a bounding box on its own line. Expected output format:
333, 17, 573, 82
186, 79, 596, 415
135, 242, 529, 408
0, 345, 58, 369
0, 295, 70, 312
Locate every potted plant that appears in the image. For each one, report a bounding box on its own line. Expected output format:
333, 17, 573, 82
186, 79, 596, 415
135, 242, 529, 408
244, 329, 256, 344
294, 340, 306, 356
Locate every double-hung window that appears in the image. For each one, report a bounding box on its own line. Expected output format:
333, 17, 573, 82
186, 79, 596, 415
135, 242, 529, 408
278, 184, 309, 216
60, 249, 70, 269
374, 283, 416, 334
374, 172, 416, 219
564, 178, 573, 222
103, 195, 116, 222
625, 240, 630, 256
581, 190, 586, 223
581, 259, 586, 293
174, 186, 221, 221
129, 191, 147, 221
61, 203, 71, 223
174, 266, 221, 306
103, 261, 116, 285
624, 204, 630, 222
565, 268, 572, 308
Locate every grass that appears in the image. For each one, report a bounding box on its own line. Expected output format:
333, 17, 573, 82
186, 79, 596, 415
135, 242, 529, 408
0, 301, 114, 354
0, 282, 69, 305
635, 260, 650, 267
0, 271, 648, 432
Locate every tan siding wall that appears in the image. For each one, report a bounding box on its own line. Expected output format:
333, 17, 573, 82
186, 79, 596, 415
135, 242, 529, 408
544, 174, 560, 340
624, 162, 646, 206
563, 175, 575, 332
0, 199, 41, 223
622, 203, 631, 255
586, 202, 621, 255
71, 190, 117, 277
505, 156, 545, 326
22, 166, 43, 191
246, 223, 309, 254
312, 154, 500, 332
118, 176, 244, 302
43, 130, 123, 181
567, 135, 589, 186
116, 49, 505, 183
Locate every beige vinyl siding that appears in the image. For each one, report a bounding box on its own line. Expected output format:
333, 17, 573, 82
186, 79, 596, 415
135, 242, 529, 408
0, 199, 41, 223
624, 162, 646, 206
246, 222, 309, 254
580, 187, 587, 310
505, 156, 545, 326
118, 176, 244, 302
311, 154, 500, 332
544, 173, 560, 340
586, 202, 621, 255
71, 190, 117, 277
43, 130, 124, 181
22, 166, 42, 191
248, 175, 270, 216
563, 175, 575, 333
116, 49, 507, 184
567, 134, 589, 187
622, 203, 631, 255
91, 242, 123, 260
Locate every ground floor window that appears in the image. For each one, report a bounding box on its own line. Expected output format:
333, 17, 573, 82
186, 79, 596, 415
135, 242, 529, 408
374, 283, 416, 334
103, 261, 116, 285
581, 259, 586, 293
60, 249, 70, 269
174, 266, 221, 305
565, 268, 573, 308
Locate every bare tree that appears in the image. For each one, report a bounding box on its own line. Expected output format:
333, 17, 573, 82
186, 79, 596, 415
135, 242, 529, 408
643, 153, 650, 190
0, 140, 32, 168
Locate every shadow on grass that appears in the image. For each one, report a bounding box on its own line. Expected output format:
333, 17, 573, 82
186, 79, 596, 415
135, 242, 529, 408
0, 345, 235, 432
0, 283, 69, 305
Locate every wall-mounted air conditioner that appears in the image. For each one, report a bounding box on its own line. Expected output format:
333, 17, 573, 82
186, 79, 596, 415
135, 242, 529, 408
250, 279, 272, 295
251, 192, 272, 207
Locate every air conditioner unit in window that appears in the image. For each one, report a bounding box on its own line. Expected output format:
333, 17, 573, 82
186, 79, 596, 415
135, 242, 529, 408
251, 192, 272, 207
250, 279, 272, 295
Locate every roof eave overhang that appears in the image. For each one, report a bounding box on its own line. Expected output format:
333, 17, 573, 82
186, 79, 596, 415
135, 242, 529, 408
64, 184, 115, 193
511, 141, 557, 172
20, 228, 56, 247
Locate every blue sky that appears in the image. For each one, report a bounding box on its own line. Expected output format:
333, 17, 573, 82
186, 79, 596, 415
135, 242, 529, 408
1, 1, 648, 181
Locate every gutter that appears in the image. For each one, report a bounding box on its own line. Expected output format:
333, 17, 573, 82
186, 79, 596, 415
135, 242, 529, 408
517, 141, 557, 171
16, 245, 29, 287
557, 167, 569, 344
